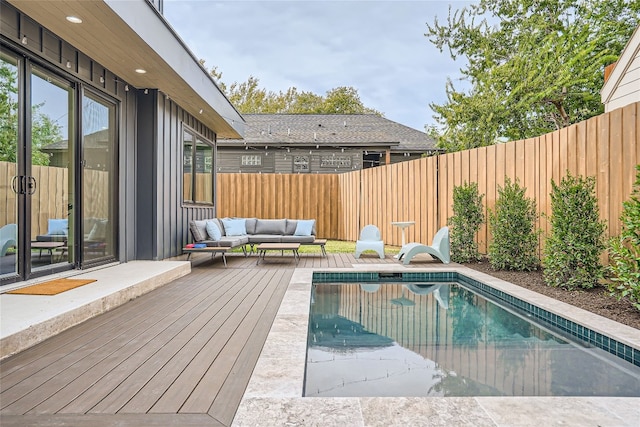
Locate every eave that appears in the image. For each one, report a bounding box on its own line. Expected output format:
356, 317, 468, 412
6, 0, 244, 138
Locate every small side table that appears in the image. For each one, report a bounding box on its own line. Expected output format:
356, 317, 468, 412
391, 221, 415, 247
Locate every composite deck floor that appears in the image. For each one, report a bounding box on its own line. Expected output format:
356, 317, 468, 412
0, 252, 397, 426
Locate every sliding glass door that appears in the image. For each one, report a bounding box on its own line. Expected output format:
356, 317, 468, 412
29, 65, 75, 274
0, 52, 19, 279
81, 92, 117, 264
1, 45, 118, 284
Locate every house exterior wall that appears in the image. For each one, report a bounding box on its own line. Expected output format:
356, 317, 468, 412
605, 52, 640, 112
217, 149, 363, 174
1, 1, 219, 268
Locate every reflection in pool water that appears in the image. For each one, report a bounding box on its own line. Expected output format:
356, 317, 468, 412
304, 283, 640, 397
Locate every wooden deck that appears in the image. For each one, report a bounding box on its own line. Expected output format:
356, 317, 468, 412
0, 252, 397, 426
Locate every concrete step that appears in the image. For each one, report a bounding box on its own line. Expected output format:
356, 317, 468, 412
0, 261, 191, 360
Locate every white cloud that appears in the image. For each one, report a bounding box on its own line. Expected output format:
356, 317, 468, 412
164, 0, 471, 131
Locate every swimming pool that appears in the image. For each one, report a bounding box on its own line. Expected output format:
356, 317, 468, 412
305, 272, 640, 397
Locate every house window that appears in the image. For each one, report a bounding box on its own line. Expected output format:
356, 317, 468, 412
321, 155, 351, 168
183, 127, 214, 204
241, 154, 262, 166
293, 155, 309, 173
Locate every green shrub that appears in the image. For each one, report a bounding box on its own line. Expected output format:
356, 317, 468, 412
543, 173, 606, 289
449, 182, 484, 263
488, 178, 539, 271
607, 165, 640, 310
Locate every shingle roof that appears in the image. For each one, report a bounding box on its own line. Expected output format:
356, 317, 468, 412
218, 114, 438, 152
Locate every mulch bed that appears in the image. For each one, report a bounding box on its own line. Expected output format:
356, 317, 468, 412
461, 259, 640, 330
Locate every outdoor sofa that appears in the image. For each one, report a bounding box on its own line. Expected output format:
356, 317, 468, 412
188, 217, 318, 254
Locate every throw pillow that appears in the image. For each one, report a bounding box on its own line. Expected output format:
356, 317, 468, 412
294, 219, 315, 236
205, 220, 222, 241
48, 218, 68, 235
221, 218, 247, 236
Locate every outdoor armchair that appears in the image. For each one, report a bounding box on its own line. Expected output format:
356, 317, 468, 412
397, 226, 450, 264
355, 224, 385, 259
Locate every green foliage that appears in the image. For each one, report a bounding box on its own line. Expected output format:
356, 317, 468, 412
449, 182, 485, 263
206, 64, 381, 115
543, 173, 606, 289
488, 178, 539, 271
1, 61, 58, 165
425, 0, 640, 152
607, 165, 640, 310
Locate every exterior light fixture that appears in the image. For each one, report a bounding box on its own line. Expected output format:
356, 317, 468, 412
99, 76, 105, 83
144, 88, 149, 94
199, 109, 203, 114
66, 16, 83, 24
66, 60, 72, 68
124, 84, 129, 92
21, 36, 27, 45
135, 68, 146, 74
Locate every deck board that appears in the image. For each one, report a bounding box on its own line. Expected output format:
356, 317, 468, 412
1, 253, 398, 426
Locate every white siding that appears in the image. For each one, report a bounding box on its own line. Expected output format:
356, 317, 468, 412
605, 53, 640, 112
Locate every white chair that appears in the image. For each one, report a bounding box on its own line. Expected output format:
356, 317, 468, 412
397, 226, 450, 264
355, 224, 385, 259
0, 223, 17, 257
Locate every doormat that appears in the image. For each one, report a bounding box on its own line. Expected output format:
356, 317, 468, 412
7, 278, 97, 295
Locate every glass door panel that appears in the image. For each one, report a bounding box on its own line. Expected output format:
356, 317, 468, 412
29, 67, 75, 272
82, 93, 116, 263
0, 53, 19, 279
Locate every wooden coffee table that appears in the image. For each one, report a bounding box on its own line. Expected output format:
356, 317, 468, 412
31, 241, 65, 260
255, 243, 300, 265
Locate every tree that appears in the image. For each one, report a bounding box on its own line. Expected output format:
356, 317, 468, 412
607, 165, 640, 310
543, 173, 606, 290
1, 62, 60, 165
488, 178, 539, 271
449, 182, 484, 263
425, 0, 640, 152
206, 65, 381, 116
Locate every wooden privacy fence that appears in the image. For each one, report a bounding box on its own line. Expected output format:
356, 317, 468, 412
218, 102, 638, 257
0, 162, 109, 238
216, 172, 340, 239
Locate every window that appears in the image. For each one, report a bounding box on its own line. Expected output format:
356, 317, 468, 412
183, 127, 214, 204
241, 154, 262, 166
321, 155, 351, 168
293, 155, 309, 173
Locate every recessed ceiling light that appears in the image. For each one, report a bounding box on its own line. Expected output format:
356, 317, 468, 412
66, 16, 83, 24
135, 68, 147, 74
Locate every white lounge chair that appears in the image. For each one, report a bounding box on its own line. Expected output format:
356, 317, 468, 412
397, 226, 450, 264
355, 224, 385, 259
1, 223, 17, 257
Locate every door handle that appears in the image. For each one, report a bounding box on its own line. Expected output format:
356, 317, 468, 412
27, 176, 37, 195
11, 176, 19, 194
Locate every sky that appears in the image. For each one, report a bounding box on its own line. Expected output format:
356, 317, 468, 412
163, 0, 473, 132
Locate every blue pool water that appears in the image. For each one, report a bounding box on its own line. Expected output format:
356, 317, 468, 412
304, 281, 640, 397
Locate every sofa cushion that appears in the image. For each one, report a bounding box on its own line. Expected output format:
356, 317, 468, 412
189, 219, 209, 242
221, 218, 247, 236
48, 218, 68, 235
87, 220, 108, 241
205, 220, 222, 241
244, 218, 258, 235
294, 219, 315, 236
215, 235, 249, 247
280, 235, 315, 243
248, 234, 282, 244
255, 219, 286, 235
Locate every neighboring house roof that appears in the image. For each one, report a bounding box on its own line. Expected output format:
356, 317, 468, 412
218, 114, 439, 153
601, 24, 640, 112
